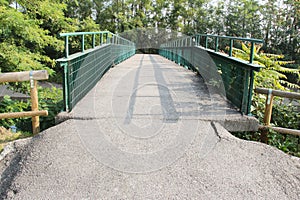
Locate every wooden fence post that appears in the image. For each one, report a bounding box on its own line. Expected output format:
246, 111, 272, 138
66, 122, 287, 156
255, 87, 300, 138
0, 70, 48, 134
261, 89, 274, 143
30, 79, 40, 134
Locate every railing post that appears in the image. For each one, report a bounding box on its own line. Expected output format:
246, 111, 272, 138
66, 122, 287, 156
215, 37, 219, 52
264, 90, 274, 125
205, 36, 208, 48
100, 33, 103, 45
107, 33, 109, 44
92, 34, 95, 48
196, 35, 199, 46
250, 41, 255, 63
247, 70, 255, 115
29, 72, 40, 134
241, 70, 250, 113
229, 39, 233, 56
81, 35, 85, 52
65, 36, 69, 58
61, 62, 69, 112
261, 89, 274, 143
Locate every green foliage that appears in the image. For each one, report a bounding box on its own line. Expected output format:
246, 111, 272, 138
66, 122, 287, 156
234, 96, 299, 158
231, 42, 300, 157
0, 87, 63, 132
231, 43, 300, 90
268, 131, 300, 157
0, 95, 30, 128
38, 86, 64, 130
0, 5, 57, 73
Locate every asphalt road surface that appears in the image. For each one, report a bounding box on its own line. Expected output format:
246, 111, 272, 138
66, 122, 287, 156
1, 55, 299, 199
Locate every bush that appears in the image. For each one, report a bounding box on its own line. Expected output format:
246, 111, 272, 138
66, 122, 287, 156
233, 95, 300, 157
229, 42, 300, 157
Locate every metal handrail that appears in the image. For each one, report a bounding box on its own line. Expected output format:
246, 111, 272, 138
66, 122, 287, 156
57, 31, 136, 111
59, 31, 135, 58
194, 34, 264, 64
195, 34, 264, 43
159, 34, 265, 114
59, 31, 110, 37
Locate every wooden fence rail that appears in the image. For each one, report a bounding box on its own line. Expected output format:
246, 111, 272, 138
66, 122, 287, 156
254, 87, 300, 142
0, 70, 49, 134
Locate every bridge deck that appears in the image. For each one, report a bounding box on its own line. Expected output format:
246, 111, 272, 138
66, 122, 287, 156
72, 54, 256, 131
1, 55, 299, 199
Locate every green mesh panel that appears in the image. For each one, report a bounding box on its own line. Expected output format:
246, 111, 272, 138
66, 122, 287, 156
159, 47, 257, 114
59, 44, 135, 111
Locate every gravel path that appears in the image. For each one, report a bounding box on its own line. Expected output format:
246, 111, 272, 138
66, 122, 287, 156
0, 55, 299, 199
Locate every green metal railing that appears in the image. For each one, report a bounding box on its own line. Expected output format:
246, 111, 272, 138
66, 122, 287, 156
160, 34, 263, 114
194, 34, 264, 64
57, 31, 135, 111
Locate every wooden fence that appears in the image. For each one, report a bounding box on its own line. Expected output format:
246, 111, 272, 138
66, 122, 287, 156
0, 70, 49, 134
254, 87, 300, 143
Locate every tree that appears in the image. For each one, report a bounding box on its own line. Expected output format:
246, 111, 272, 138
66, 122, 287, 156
0, 2, 59, 74
224, 0, 262, 37
231, 43, 300, 90
65, 0, 93, 20
0, 0, 99, 75
150, 0, 170, 29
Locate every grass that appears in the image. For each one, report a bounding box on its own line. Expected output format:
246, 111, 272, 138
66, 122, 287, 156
0, 126, 32, 154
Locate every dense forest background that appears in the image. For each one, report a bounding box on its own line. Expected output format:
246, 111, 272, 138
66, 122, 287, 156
0, 0, 300, 72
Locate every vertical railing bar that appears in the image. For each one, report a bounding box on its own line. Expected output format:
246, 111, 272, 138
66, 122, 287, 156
250, 41, 255, 63
241, 70, 250, 113
247, 70, 255, 115
61, 62, 69, 112
81, 34, 85, 52
205, 36, 208, 48
92, 34, 95, 48
57, 31, 136, 112
215, 37, 219, 52
65, 36, 69, 58
229, 39, 233, 57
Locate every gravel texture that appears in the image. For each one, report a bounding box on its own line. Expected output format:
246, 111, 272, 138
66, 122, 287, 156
0, 55, 299, 199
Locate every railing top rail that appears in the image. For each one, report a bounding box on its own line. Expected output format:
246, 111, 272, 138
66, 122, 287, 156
59, 31, 110, 37
195, 34, 264, 43
59, 31, 135, 58
59, 31, 134, 44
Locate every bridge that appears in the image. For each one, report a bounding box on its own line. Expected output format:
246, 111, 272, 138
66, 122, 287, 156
0, 31, 299, 199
